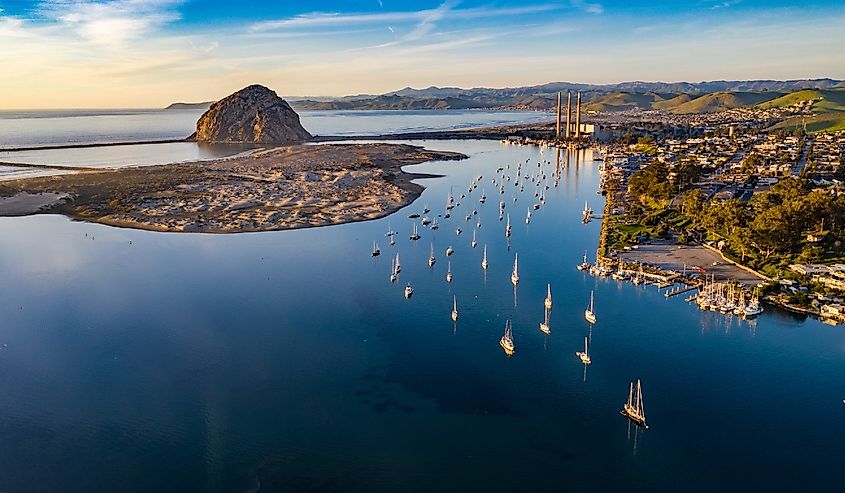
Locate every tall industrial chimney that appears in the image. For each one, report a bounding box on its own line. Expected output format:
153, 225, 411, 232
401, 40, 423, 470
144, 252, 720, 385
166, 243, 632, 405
565, 91, 572, 139
575, 91, 582, 139
556, 92, 562, 139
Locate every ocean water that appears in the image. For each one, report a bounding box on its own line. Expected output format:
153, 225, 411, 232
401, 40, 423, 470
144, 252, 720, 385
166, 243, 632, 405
0, 109, 549, 169
0, 140, 842, 492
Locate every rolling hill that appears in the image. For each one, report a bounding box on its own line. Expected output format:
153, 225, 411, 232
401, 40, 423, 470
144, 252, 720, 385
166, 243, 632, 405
668, 91, 784, 114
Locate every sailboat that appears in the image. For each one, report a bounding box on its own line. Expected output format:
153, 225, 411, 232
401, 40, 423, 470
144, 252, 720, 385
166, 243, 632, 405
525, 208, 531, 224
410, 224, 420, 240
371, 241, 381, 257
428, 243, 436, 267
539, 308, 551, 334
499, 320, 515, 356
390, 257, 397, 283
584, 290, 597, 324
389, 234, 395, 246
544, 283, 553, 309
582, 201, 592, 223
394, 253, 401, 273
479, 190, 486, 203
431, 218, 439, 230
511, 253, 519, 285
451, 296, 458, 322
471, 230, 477, 248
445, 246, 454, 256
404, 283, 414, 299
577, 251, 590, 271
446, 261, 453, 283
481, 244, 488, 270
576, 337, 591, 364
621, 379, 648, 428
505, 214, 511, 237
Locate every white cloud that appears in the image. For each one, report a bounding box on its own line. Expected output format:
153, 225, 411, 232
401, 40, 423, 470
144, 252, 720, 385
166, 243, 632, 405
38, 0, 184, 45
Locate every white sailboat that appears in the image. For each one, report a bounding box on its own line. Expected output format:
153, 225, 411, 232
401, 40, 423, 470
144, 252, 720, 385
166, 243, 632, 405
390, 256, 397, 283
404, 283, 414, 299
544, 283, 553, 309
576, 336, 591, 364
584, 290, 597, 324
539, 308, 551, 334
505, 213, 511, 237
481, 244, 488, 270
445, 246, 454, 256
621, 379, 648, 428
428, 243, 436, 267
371, 241, 381, 257
577, 251, 590, 271
500, 320, 515, 356
525, 208, 531, 224
410, 224, 420, 240
471, 230, 477, 248
446, 261, 453, 283
511, 253, 519, 285
394, 253, 401, 273
451, 296, 458, 322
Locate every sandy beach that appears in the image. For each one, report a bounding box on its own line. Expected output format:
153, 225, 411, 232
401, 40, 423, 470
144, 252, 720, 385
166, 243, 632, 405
0, 143, 465, 233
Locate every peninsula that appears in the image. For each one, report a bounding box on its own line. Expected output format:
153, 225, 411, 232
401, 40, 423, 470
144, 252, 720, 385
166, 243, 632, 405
0, 85, 466, 232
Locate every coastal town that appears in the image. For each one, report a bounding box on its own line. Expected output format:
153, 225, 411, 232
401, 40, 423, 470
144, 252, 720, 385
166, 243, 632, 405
520, 94, 845, 325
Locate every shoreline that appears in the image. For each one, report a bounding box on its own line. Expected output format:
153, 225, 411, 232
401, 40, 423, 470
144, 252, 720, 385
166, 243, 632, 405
0, 143, 466, 233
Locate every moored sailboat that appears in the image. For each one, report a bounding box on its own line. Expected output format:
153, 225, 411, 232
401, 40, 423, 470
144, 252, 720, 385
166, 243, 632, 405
576, 336, 591, 364
621, 379, 648, 428
544, 283, 553, 309
500, 320, 514, 355
428, 243, 436, 267
451, 296, 458, 322
584, 290, 597, 324
481, 244, 488, 270
511, 253, 519, 285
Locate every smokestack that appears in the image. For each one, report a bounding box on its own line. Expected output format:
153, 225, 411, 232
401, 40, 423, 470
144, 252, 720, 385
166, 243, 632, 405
556, 92, 561, 140
575, 91, 582, 139
565, 91, 572, 139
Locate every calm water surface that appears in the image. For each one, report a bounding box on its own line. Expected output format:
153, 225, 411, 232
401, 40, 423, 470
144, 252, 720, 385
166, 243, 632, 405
0, 140, 843, 492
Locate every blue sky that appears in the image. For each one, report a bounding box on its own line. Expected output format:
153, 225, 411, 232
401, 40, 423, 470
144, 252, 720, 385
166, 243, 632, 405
1, 0, 844, 108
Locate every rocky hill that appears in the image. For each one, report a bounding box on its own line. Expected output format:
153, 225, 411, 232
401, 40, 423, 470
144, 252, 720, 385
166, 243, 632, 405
192, 85, 311, 144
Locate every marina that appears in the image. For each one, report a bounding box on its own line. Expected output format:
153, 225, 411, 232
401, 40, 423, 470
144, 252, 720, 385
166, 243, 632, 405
0, 138, 842, 492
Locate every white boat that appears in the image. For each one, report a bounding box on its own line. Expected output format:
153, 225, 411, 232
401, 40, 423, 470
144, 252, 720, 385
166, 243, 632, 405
577, 251, 590, 271
456, 228, 462, 236
445, 246, 454, 256
428, 243, 436, 267
525, 208, 531, 224
744, 293, 764, 317
471, 230, 477, 248
585, 290, 597, 324
544, 283, 552, 309
390, 257, 397, 283
576, 336, 591, 364
479, 191, 486, 203
372, 241, 381, 257
409, 224, 420, 240
481, 244, 488, 270
404, 283, 414, 299
389, 235, 395, 246
582, 201, 592, 223
446, 261, 453, 283
421, 216, 432, 226
505, 214, 511, 237
621, 379, 648, 428
431, 218, 439, 230
511, 253, 519, 286
500, 320, 515, 355
539, 308, 551, 334
395, 253, 401, 273
451, 296, 458, 322
476, 219, 481, 229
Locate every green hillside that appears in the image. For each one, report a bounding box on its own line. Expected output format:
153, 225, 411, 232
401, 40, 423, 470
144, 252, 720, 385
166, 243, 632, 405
583, 92, 667, 112
767, 112, 845, 134
652, 94, 694, 111
670, 91, 783, 114
758, 89, 845, 112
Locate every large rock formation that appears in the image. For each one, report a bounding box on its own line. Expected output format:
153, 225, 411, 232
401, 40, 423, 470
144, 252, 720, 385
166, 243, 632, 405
192, 85, 311, 144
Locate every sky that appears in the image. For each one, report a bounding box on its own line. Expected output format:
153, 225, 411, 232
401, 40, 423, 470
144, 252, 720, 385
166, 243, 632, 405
0, 0, 844, 108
